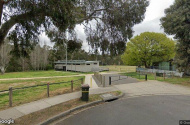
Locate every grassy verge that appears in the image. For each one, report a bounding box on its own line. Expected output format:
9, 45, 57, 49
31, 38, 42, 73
0, 76, 84, 110
0, 70, 79, 79
14, 91, 121, 125
121, 72, 190, 87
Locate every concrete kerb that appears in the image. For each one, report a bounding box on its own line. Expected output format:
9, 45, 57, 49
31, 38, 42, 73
38, 93, 124, 125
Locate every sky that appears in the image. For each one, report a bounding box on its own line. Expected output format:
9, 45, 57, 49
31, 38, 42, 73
39, 0, 175, 51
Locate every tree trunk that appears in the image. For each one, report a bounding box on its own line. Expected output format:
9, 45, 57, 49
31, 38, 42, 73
0, 1, 3, 26
144, 62, 148, 68
0, 66, 5, 75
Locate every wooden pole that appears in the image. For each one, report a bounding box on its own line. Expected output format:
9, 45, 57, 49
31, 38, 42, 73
163, 72, 165, 80
71, 80, 73, 92
9, 87, 12, 107
81, 78, 83, 85
47, 83, 49, 97
154, 72, 157, 80
100, 74, 102, 84
90, 77, 92, 88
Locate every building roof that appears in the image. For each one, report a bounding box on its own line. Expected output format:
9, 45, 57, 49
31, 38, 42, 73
54, 60, 99, 64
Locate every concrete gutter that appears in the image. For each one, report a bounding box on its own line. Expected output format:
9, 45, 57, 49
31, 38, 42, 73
39, 93, 124, 125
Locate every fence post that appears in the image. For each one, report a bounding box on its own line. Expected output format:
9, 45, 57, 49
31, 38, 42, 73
90, 77, 92, 88
81, 78, 83, 85
71, 80, 73, 92
163, 72, 165, 80
9, 87, 12, 107
47, 83, 50, 97
109, 77, 111, 85
100, 74, 102, 84
154, 72, 157, 80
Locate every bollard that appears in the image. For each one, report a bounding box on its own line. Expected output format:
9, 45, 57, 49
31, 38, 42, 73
9, 87, 12, 107
109, 77, 111, 85
145, 74, 147, 81
71, 80, 73, 92
47, 83, 50, 97
119, 75, 120, 80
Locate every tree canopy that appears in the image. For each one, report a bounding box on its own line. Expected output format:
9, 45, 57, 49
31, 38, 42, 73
160, 0, 190, 73
121, 32, 176, 67
0, 0, 149, 54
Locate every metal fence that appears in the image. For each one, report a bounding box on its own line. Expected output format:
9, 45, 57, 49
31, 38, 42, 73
136, 67, 184, 78
0, 78, 84, 107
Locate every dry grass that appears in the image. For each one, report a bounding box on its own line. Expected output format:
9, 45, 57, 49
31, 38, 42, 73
14, 91, 122, 125
14, 95, 103, 125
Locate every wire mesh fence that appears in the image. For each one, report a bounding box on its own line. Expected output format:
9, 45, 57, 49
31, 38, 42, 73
136, 67, 184, 78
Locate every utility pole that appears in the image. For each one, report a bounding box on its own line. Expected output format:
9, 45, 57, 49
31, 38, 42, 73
63, 40, 68, 72
66, 40, 67, 72
94, 42, 99, 61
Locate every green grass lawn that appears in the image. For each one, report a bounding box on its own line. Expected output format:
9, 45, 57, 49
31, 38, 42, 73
122, 72, 190, 86
0, 76, 84, 110
0, 70, 80, 79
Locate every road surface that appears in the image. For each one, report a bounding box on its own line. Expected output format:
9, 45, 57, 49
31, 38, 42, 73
54, 80, 190, 125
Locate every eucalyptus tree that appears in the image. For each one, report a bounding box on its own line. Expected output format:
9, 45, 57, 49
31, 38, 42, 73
0, 0, 149, 54
161, 0, 190, 73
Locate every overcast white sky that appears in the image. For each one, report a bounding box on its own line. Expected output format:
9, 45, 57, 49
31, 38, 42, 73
39, 0, 175, 51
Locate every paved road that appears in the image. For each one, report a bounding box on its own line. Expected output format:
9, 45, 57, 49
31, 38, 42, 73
54, 80, 190, 125
55, 95, 190, 125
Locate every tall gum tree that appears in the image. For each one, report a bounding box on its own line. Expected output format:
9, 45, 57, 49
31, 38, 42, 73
0, 0, 149, 53
161, 0, 190, 73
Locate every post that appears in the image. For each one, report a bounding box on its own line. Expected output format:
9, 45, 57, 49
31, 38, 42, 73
90, 77, 92, 88
154, 72, 157, 80
139, 70, 140, 79
81, 78, 83, 85
9, 87, 12, 107
119, 75, 120, 80
109, 77, 111, 85
71, 80, 73, 92
47, 83, 50, 97
172, 72, 174, 78
163, 73, 165, 80
100, 75, 102, 84
145, 74, 147, 81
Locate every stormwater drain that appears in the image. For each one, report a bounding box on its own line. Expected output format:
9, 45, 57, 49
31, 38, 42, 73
100, 93, 118, 102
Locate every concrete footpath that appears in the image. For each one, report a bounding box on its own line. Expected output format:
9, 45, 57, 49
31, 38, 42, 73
0, 74, 119, 120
